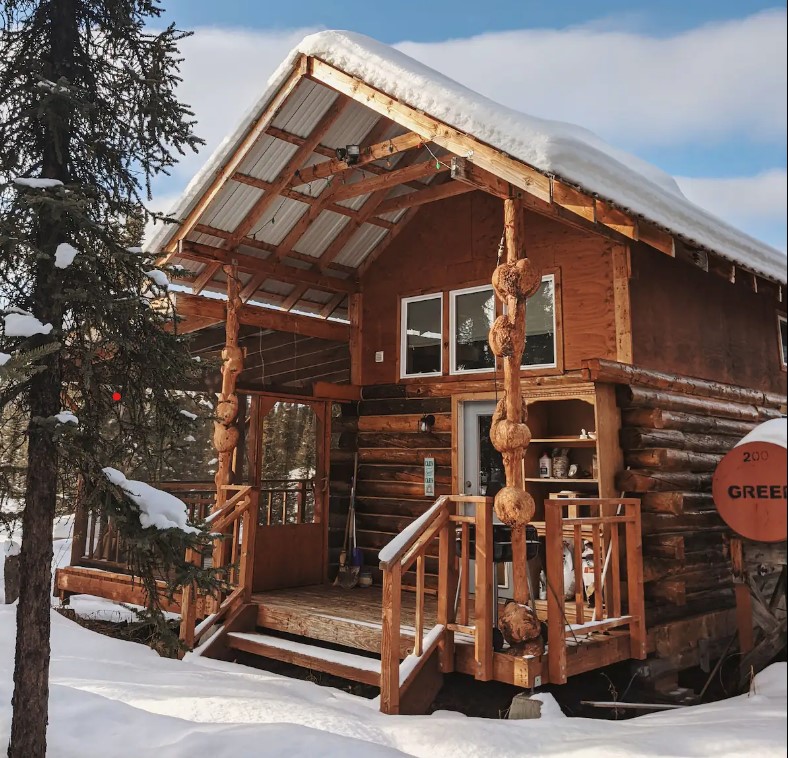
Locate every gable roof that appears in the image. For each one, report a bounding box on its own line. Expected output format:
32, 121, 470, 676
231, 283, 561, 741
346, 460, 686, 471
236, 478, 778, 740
150, 30, 785, 318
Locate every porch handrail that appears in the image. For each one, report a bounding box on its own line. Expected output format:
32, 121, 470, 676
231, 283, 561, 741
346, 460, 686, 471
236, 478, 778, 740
378, 494, 494, 714
180, 484, 258, 649
544, 497, 646, 684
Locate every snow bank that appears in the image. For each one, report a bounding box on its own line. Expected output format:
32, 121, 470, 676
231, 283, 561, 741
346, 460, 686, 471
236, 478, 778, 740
735, 417, 787, 449
0, 605, 786, 757
146, 31, 784, 284
12, 176, 63, 189
0, 353, 11, 366
3, 312, 53, 337
54, 242, 79, 269
102, 468, 198, 533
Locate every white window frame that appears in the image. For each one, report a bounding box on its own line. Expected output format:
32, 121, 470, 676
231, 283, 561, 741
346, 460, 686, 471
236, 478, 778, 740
521, 273, 558, 371
400, 292, 443, 379
779, 313, 787, 369
449, 284, 496, 376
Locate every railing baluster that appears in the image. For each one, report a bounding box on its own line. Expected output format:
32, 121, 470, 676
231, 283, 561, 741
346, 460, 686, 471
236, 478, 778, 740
625, 502, 647, 659
610, 522, 622, 618
474, 496, 493, 682
459, 522, 469, 626
414, 555, 425, 656
380, 563, 402, 715
437, 512, 455, 673
573, 523, 584, 624
592, 523, 604, 622
545, 499, 567, 684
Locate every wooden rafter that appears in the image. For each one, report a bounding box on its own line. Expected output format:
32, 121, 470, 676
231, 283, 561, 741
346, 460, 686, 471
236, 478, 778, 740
159, 55, 308, 261
374, 180, 473, 216
317, 148, 427, 268
319, 292, 346, 318
290, 130, 424, 186
281, 282, 310, 312
329, 159, 446, 204
228, 96, 349, 247
173, 292, 350, 342
230, 173, 395, 231
274, 117, 394, 260
191, 261, 223, 295
177, 240, 357, 295
239, 271, 268, 303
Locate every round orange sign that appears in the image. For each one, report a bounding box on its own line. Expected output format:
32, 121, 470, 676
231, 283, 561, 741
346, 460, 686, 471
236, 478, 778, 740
712, 441, 787, 543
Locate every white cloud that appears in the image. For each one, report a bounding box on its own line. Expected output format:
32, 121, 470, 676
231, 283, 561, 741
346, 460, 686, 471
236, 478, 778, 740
677, 169, 788, 252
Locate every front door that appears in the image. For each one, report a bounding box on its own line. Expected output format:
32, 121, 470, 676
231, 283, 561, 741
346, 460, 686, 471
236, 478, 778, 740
461, 401, 513, 598
251, 399, 328, 592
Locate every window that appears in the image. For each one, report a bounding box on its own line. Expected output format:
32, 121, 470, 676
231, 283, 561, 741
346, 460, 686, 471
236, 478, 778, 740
779, 314, 787, 369
450, 285, 496, 374
522, 275, 557, 369
401, 293, 443, 377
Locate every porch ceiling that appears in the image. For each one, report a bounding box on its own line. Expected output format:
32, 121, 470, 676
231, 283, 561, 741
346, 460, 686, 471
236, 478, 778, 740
161, 76, 460, 321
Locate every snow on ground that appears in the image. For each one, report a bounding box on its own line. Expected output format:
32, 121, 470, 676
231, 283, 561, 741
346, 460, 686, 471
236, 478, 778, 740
0, 605, 785, 758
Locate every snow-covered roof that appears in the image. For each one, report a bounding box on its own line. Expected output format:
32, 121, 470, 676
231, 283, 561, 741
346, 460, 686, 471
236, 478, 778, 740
149, 30, 786, 293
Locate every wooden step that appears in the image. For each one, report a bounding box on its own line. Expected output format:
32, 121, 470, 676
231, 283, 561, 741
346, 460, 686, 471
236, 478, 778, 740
227, 631, 381, 686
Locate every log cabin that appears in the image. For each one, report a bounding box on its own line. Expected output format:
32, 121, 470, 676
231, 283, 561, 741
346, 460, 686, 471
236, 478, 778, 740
55, 31, 787, 714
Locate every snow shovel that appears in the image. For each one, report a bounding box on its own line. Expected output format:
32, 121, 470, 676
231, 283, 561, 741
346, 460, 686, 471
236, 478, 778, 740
335, 453, 360, 588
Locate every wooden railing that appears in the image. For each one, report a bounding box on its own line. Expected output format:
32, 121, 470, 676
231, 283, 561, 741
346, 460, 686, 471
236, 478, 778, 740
180, 484, 257, 649
378, 494, 494, 714
259, 478, 315, 525
543, 497, 646, 684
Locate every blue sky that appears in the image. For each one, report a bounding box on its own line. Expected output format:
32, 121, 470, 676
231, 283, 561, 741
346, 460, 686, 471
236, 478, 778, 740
149, 2, 787, 254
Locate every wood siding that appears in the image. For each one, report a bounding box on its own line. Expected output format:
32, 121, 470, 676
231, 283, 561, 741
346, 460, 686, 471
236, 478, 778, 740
359, 191, 620, 386
629, 243, 787, 394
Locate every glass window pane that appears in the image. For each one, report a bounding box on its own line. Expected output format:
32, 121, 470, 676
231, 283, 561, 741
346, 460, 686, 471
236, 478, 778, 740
522, 277, 556, 367
454, 288, 495, 372
780, 317, 787, 367
404, 296, 442, 375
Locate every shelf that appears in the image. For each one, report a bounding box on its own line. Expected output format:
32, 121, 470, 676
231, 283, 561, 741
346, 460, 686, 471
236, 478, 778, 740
530, 437, 597, 447
525, 478, 598, 484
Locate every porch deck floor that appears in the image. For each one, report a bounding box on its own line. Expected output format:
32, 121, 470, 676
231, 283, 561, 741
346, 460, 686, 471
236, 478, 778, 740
251, 584, 438, 631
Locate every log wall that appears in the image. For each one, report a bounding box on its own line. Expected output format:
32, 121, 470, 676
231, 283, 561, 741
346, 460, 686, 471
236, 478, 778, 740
629, 242, 787, 395
615, 381, 786, 629
359, 191, 622, 385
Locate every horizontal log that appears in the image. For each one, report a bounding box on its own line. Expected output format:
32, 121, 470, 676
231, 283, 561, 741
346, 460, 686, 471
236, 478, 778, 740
584, 358, 785, 408
640, 491, 716, 515
621, 408, 756, 436
358, 448, 452, 466
357, 463, 452, 485
643, 554, 732, 583
645, 588, 735, 626
358, 431, 451, 449
641, 511, 727, 535
330, 416, 359, 433
644, 534, 685, 560
617, 385, 780, 421
646, 579, 686, 605
620, 427, 740, 454
356, 480, 450, 499
358, 413, 452, 433
616, 469, 713, 493
625, 449, 723, 472
360, 384, 408, 400
355, 497, 433, 518
355, 512, 420, 533
360, 397, 451, 416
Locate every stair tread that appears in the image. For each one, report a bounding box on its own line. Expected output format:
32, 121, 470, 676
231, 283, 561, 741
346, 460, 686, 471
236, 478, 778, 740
227, 631, 381, 674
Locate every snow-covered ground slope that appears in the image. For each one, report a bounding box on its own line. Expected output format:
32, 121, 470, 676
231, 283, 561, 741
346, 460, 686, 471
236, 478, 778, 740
0, 605, 785, 758
148, 30, 785, 283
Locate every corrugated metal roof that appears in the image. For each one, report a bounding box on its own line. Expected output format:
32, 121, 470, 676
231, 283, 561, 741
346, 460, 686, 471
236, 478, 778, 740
200, 182, 263, 233
237, 138, 298, 183
248, 196, 309, 244
302, 288, 333, 304
294, 210, 348, 257
334, 223, 388, 268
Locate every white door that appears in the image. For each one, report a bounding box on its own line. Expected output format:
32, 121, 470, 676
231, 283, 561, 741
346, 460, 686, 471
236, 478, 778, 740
461, 401, 513, 599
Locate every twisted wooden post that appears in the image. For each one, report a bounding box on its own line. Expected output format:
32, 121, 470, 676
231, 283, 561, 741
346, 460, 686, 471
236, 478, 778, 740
488, 199, 541, 603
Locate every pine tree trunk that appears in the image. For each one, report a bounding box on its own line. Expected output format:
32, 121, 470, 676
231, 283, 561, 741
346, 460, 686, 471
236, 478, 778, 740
8, 3, 74, 755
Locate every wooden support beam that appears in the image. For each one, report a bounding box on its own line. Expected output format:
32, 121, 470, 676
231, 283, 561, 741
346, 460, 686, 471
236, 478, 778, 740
178, 240, 357, 295
239, 271, 268, 303
229, 96, 349, 247
552, 179, 595, 221
308, 57, 552, 202
612, 246, 633, 364
319, 292, 345, 318
173, 292, 350, 342
289, 129, 424, 186
191, 261, 222, 295
374, 180, 474, 216
595, 199, 638, 240
330, 159, 445, 204
274, 117, 395, 260
280, 282, 309, 312
450, 156, 511, 198
160, 55, 307, 258
231, 172, 395, 232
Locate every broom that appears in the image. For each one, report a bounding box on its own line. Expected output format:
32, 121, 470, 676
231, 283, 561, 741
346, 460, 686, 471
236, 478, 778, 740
334, 452, 360, 588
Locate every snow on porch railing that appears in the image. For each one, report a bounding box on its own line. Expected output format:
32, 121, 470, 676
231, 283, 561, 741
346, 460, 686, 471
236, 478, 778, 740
180, 484, 258, 649
377, 495, 495, 714
543, 497, 647, 684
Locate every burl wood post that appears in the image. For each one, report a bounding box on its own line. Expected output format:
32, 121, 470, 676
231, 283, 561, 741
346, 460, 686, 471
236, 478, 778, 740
212, 264, 244, 599
488, 198, 541, 604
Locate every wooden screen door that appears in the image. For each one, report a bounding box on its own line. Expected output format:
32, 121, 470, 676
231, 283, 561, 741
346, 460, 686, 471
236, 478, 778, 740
250, 397, 330, 592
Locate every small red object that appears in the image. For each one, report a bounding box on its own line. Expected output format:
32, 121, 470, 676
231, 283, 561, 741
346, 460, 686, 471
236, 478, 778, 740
112, 391, 122, 402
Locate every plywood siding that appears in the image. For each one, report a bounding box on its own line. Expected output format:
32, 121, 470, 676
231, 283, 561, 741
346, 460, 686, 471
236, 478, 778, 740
359, 191, 619, 385
630, 243, 787, 394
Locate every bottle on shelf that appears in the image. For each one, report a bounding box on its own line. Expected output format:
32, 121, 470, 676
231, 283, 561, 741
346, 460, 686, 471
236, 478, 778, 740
539, 451, 552, 479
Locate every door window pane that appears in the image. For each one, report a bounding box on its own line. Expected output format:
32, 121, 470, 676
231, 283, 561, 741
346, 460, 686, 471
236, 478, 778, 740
453, 287, 495, 373
522, 276, 556, 368
402, 295, 442, 376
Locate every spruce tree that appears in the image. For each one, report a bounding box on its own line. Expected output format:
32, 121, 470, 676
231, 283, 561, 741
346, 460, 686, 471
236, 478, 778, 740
0, 3, 216, 755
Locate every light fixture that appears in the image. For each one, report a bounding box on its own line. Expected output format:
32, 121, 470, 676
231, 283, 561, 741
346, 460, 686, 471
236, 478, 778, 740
335, 144, 361, 165
418, 414, 435, 433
